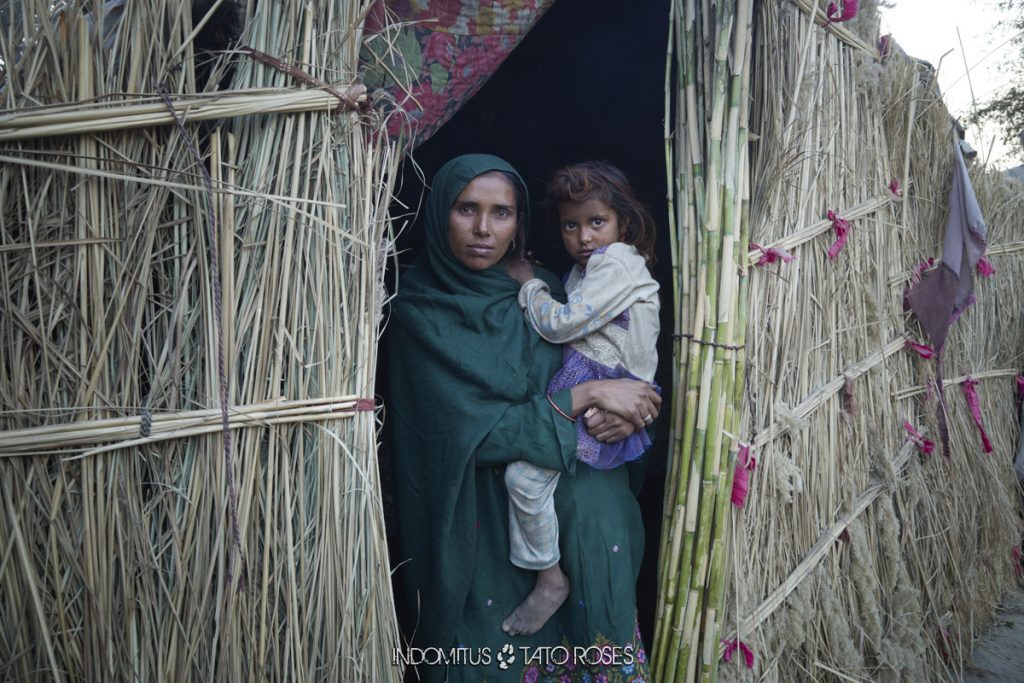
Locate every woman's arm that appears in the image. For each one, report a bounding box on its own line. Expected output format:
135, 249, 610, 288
473, 377, 659, 468
473, 389, 578, 471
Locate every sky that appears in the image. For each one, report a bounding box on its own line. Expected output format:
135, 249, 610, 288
879, 0, 1022, 169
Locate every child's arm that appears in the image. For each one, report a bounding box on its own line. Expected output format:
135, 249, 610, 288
518, 245, 658, 344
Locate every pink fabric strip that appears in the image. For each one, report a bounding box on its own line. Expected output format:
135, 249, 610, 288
1016, 374, 1024, 401
903, 421, 935, 455
721, 639, 755, 668
976, 256, 996, 277
739, 642, 755, 668
879, 34, 892, 58
731, 444, 756, 507
904, 339, 935, 359
750, 242, 796, 267
1013, 546, 1023, 578
910, 257, 935, 285
842, 376, 857, 417
826, 210, 851, 260
888, 178, 903, 197
826, 0, 859, 23
962, 376, 994, 453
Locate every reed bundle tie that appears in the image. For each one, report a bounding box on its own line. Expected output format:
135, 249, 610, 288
673, 333, 745, 351
903, 422, 935, 455
841, 375, 857, 419
825, 0, 859, 24
731, 444, 756, 507
750, 242, 795, 267
239, 47, 368, 113
721, 638, 755, 668
904, 338, 935, 359
825, 209, 851, 260
976, 256, 996, 277
140, 408, 153, 439
961, 376, 994, 454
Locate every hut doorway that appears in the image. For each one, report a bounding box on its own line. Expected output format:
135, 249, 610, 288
383, 0, 674, 646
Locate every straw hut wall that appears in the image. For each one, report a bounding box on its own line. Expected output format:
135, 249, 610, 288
710, 2, 1024, 681
0, 1, 401, 680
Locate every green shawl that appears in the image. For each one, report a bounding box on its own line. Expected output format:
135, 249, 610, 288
387, 155, 646, 682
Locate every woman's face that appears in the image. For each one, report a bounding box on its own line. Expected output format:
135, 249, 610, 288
447, 172, 519, 271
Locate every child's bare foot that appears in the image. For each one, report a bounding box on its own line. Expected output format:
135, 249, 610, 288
502, 564, 570, 636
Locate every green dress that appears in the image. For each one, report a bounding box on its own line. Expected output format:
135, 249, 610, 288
387, 155, 650, 683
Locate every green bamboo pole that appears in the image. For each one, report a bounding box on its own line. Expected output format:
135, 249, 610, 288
660, 0, 683, 585
655, 1, 759, 680
699, 1, 753, 677
709, 84, 753, 683
658, 3, 691, 654
673, 0, 734, 677
707, 140, 750, 683
653, 0, 706, 677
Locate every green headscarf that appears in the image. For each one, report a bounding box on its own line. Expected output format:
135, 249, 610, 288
386, 154, 578, 655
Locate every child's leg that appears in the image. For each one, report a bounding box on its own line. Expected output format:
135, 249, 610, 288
505, 460, 560, 570
502, 461, 569, 636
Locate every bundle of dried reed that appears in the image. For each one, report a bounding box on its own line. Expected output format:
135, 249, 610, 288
654, 0, 755, 680
0, 1, 402, 680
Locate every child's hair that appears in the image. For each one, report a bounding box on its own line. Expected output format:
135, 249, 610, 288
547, 161, 656, 266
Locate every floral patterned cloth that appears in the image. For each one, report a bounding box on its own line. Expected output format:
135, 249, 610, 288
364, 0, 554, 145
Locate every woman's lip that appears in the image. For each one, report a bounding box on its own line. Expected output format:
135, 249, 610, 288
467, 244, 493, 253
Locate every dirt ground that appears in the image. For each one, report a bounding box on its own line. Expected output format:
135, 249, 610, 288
963, 591, 1024, 682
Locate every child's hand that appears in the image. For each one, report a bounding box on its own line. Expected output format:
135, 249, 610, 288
505, 257, 535, 285
583, 408, 637, 443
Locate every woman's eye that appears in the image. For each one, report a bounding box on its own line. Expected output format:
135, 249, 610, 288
496, 209, 511, 218
457, 205, 474, 215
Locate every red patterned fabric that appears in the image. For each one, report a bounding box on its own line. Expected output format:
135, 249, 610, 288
365, 0, 555, 146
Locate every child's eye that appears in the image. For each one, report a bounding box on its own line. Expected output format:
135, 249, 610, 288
593, 218, 604, 226
562, 222, 577, 231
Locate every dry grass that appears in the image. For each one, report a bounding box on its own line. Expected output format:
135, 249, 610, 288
0, 1, 402, 680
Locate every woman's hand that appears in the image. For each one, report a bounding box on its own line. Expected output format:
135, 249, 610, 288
505, 256, 535, 285
570, 379, 661, 430
582, 408, 638, 443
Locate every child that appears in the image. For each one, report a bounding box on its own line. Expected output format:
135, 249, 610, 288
501, 161, 660, 636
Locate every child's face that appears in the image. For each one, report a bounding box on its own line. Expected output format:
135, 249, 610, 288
558, 198, 621, 268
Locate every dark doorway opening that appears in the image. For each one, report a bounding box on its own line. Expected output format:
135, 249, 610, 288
382, 0, 674, 650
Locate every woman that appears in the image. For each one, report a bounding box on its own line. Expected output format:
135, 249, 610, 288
387, 154, 658, 682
